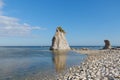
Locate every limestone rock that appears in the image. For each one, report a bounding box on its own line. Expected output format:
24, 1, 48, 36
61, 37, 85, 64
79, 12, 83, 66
103, 40, 111, 49
50, 27, 70, 50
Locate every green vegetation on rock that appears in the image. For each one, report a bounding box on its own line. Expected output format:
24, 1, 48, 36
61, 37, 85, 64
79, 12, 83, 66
57, 27, 66, 33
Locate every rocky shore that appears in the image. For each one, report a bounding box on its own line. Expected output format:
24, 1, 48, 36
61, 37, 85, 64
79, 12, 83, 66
57, 49, 120, 80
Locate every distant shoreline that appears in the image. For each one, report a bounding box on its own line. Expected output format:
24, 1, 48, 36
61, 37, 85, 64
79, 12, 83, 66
0, 45, 119, 47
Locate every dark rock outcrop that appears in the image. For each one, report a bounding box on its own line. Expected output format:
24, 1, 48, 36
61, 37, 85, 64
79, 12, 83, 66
103, 40, 112, 49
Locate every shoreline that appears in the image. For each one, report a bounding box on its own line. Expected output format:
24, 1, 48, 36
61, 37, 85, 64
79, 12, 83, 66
58, 49, 120, 80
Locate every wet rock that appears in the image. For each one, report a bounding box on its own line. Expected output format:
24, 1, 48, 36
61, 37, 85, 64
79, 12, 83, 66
80, 48, 89, 50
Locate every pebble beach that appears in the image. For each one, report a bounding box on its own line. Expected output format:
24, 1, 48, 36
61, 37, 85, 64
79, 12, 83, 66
58, 49, 120, 80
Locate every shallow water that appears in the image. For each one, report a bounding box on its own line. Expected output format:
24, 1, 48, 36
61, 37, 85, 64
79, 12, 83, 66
0, 46, 87, 80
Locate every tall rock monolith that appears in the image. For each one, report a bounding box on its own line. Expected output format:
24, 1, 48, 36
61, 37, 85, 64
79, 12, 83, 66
50, 27, 70, 50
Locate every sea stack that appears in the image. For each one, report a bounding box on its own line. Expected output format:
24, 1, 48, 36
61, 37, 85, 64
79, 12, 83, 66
103, 40, 112, 49
50, 27, 70, 50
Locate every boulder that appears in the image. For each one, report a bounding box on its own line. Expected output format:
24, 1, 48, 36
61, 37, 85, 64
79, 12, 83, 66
103, 40, 112, 49
50, 27, 70, 50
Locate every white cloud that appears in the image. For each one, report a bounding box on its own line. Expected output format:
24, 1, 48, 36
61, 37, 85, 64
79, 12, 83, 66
0, 0, 46, 36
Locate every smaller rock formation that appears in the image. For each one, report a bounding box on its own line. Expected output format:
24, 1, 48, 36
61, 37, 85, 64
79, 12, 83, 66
103, 40, 112, 49
50, 27, 70, 50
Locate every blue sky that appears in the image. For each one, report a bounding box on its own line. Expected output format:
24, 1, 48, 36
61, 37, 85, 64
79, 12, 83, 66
0, 0, 120, 46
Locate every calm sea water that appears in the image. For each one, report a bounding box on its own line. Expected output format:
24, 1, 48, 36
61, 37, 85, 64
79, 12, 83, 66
0, 46, 101, 80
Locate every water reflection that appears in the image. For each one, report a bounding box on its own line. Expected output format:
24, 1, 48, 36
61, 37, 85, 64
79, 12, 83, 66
52, 50, 69, 73
0, 47, 86, 80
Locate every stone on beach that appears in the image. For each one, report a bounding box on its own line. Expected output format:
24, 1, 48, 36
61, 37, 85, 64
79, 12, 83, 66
50, 27, 70, 50
57, 50, 120, 80
103, 40, 112, 49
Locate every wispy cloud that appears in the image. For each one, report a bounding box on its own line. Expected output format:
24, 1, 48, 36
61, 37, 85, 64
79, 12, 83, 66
0, 0, 46, 36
